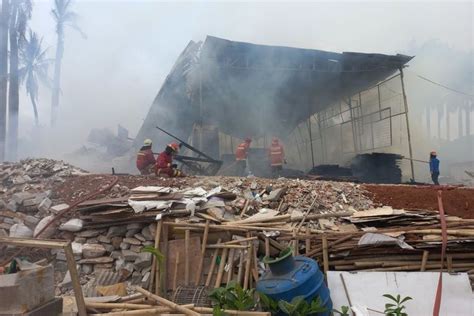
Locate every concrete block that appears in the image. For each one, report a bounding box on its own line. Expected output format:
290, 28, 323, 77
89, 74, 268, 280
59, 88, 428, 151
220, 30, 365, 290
50, 203, 69, 214
82, 244, 106, 258
107, 225, 127, 237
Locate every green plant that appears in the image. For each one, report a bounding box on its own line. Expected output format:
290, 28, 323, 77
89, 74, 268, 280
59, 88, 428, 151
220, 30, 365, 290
141, 245, 164, 264
277, 296, 327, 316
333, 305, 350, 316
212, 305, 228, 316
383, 294, 412, 316
258, 293, 279, 314
209, 281, 256, 311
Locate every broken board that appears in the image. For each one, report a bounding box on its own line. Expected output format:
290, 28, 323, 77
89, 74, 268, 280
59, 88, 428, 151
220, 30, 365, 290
162, 236, 202, 290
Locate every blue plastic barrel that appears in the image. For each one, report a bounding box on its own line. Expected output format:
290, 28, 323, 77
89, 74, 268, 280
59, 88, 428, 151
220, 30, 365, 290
256, 249, 332, 315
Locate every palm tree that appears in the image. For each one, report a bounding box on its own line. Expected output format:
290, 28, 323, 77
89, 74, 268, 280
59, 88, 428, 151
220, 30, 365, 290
7, 0, 31, 160
50, 0, 83, 126
19, 30, 51, 126
0, 0, 10, 162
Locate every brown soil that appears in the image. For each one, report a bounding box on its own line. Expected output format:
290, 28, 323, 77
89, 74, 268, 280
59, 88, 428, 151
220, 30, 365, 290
363, 184, 474, 219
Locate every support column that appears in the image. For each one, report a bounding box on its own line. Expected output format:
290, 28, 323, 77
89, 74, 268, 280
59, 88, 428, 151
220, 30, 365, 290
399, 68, 415, 181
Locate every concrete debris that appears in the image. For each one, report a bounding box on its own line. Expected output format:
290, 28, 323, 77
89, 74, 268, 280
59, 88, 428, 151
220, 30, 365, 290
59, 218, 84, 232
9, 223, 33, 238
82, 244, 107, 258
34, 215, 56, 238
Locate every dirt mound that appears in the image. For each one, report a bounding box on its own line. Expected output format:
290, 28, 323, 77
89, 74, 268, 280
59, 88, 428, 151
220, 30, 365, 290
364, 184, 474, 218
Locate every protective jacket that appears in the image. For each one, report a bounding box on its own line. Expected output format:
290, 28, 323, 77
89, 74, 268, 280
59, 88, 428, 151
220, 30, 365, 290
235, 142, 250, 161
268, 141, 284, 166
136, 147, 155, 171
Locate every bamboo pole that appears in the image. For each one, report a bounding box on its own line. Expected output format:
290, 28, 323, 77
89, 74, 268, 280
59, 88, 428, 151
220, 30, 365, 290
205, 238, 221, 286
207, 244, 249, 249
420, 251, 429, 271
292, 230, 298, 256
184, 229, 190, 285
159, 222, 168, 295
135, 287, 200, 316
237, 250, 244, 286
85, 302, 156, 310
215, 248, 229, 287
305, 226, 311, 256
322, 235, 329, 275
195, 220, 210, 285
173, 252, 180, 291
223, 237, 258, 245
240, 199, 250, 217
193, 307, 270, 316
244, 241, 253, 290
227, 248, 235, 284
148, 221, 162, 292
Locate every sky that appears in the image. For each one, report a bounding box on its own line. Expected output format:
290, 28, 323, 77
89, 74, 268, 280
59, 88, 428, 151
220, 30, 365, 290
18, 0, 473, 158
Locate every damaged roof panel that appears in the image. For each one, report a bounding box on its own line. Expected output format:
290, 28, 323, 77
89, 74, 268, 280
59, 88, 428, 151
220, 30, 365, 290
135, 36, 412, 148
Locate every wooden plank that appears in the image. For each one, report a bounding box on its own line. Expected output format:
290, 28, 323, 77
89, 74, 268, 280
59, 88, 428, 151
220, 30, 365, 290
162, 237, 202, 290
0, 236, 68, 249
64, 243, 87, 316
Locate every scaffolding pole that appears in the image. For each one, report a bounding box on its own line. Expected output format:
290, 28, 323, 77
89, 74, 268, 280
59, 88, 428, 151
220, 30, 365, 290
399, 67, 416, 181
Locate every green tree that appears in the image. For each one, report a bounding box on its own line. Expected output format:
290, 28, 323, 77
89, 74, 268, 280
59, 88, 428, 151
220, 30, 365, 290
7, 0, 31, 160
18, 30, 51, 125
50, 0, 83, 126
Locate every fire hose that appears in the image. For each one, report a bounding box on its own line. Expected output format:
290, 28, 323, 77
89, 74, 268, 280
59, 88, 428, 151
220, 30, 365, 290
1, 175, 119, 267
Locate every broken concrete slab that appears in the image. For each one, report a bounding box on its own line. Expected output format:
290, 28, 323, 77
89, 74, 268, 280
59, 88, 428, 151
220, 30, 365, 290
121, 250, 140, 261
50, 203, 70, 214
107, 226, 127, 237
97, 235, 111, 243
59, 219, 83, 232
82, 244, 107, 258
78, 257, 114, 264
123, 237, 141, 245
133, 252, 152, 270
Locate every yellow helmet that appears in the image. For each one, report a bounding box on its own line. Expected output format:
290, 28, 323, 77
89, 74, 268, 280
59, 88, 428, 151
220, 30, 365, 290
144, 139, 152, 146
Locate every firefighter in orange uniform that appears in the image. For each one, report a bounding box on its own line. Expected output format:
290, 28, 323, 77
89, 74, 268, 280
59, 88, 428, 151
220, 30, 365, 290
155, 142, 185, 177
136, 139, 156, 175
268, 137, 285, 177
235, 138, 252, 175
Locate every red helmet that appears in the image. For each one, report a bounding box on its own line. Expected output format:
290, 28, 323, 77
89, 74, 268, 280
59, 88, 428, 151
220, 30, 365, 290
168, 143, 179, 152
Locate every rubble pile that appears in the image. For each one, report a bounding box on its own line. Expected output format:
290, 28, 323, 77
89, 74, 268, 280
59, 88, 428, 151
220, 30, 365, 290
1, 159, 474, 314
0, 159, 88, 238
50, 176, 374, 295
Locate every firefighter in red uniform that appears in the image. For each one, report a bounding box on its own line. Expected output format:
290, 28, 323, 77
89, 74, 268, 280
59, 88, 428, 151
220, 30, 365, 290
235, 138, 251, 176
268, 137, 285, 177
136, 139, 156, 175
155, 143, 185, 177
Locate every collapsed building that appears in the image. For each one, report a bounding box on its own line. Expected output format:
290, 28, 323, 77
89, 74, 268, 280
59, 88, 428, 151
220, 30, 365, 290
135, 36, 415, 182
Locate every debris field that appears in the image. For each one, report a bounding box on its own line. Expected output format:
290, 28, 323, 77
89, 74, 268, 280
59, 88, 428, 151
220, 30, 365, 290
1, 158, 474, 315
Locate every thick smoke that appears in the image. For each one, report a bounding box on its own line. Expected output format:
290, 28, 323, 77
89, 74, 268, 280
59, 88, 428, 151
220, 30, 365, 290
13, 1, 472, 178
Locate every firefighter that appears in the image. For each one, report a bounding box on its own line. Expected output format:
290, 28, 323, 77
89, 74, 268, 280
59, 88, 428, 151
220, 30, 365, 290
429, 151, 440, 185
155, 142, 185, 177
268, 137, 285, 177
235, 138, 252, 175
136, 139, 156, 175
